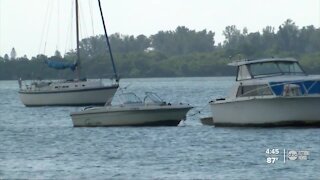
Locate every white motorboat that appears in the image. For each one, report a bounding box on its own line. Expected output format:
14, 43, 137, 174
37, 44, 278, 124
19, 0, 119, 106
210, 57, 320, 127
71, 92, 193, 127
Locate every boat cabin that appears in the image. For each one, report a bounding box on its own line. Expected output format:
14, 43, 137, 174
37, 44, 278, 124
225, 58, 320, 99
229, 58, 306, 81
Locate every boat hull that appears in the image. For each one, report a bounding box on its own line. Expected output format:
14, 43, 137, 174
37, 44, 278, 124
71, 106, 191, 127
211, 96, 320, 127
19, 86, 118, 106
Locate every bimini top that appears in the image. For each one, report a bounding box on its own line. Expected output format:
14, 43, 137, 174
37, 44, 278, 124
228, 58, 298, 66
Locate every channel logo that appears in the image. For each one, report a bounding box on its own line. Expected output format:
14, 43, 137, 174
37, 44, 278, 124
287, 150, 309, 161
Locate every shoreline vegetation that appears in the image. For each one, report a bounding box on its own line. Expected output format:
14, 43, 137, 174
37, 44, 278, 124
1, 19, 320, 80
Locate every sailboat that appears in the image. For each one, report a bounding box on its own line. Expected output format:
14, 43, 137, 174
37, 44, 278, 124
19, 0, 119, 107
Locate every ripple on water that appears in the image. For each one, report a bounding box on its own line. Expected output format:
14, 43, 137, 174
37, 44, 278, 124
0, 78, 319, 179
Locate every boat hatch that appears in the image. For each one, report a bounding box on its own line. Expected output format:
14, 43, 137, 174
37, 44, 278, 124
236, 84, 273, 97
270, 81, 320, 96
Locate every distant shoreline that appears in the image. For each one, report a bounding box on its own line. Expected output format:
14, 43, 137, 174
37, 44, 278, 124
0, 76, 236, 81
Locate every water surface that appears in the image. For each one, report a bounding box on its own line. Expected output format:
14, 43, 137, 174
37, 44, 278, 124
0, 77, 319, 179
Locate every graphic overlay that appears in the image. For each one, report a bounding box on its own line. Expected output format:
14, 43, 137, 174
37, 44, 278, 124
265, 148, 280, 164
265, 149, 310, 164
287, 150, 310, 161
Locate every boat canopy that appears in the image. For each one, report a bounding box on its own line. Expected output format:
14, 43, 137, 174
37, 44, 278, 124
234, 58, 306, 81
45, 60, 77, 71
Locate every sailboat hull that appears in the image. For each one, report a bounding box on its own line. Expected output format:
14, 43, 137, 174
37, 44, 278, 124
19, 85, 118, 106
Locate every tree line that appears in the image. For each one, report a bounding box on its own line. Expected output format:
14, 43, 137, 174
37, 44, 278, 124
1, 19, 320, 80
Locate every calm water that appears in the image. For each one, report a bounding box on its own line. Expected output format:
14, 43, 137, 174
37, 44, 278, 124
0, 77, 319, 179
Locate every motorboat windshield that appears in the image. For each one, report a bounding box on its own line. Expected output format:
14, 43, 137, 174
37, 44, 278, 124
144, 92, 165, 105
118, 93, 143, 105
249, 61, 305, 78
108, 92, 167, 106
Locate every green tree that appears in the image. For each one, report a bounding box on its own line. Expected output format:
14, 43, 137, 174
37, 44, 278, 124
10, 48, 16, 60
3, 22, 320, 80
277, 19, 299, 52
152, 26, 214, 56
261, 26, 277, 52
4, 54, 9, 61
223, 25, 242, 54
54, 50, 62, 59
298, 25, 320, 53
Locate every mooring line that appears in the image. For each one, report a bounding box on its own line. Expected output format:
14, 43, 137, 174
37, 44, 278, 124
187, 104, 210, 117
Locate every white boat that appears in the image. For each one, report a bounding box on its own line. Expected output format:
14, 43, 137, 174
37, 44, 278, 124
71, 92, 193, 127
19, 79, 118, 106
19, 0, 119, 106
210, 57, 320, 127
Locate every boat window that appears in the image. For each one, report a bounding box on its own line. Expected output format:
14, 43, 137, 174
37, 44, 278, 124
118, 93, 143, 104
249, 61, 305, 78
250, 62, 280, 77
237, 85, 273, 97
237, 65, 251, 80
277, 62, 304, 74
144, 92, 165, 104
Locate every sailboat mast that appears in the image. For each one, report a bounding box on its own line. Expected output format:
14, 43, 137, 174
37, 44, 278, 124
98, 0, 119, 82
75, 0, 81, 79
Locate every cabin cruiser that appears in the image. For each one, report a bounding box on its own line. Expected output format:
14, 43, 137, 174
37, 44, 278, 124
210, 57, 320, 127
71, 92, 192, 127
